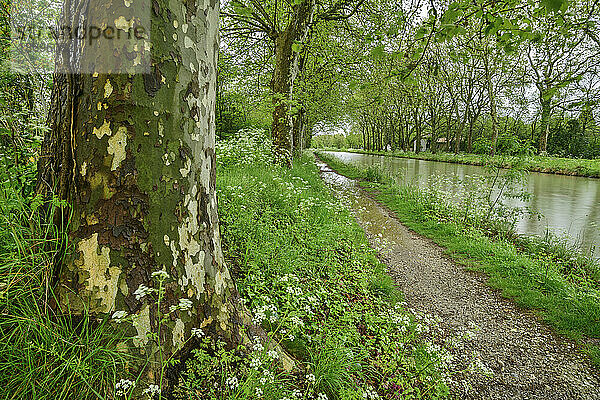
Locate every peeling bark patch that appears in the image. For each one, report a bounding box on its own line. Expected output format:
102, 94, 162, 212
76, 233, 121, 313
93, 190, 150, 250
104, 80, 113, 98
108, 127, 128, 170
93, 120, 112, 139
215, 270, 226, 296
133, 304, 151, 347
172, 319, 185, 350
115, 16, 134, 31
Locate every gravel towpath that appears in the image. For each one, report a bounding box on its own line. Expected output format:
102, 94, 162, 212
318, 160, 600, 400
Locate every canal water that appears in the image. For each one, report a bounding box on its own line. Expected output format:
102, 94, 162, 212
324, 151, 600, 259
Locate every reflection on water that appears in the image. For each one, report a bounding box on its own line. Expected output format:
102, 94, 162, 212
325, 151, 600, 259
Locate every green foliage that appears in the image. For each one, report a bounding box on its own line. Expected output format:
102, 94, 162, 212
216, 128, 273, 168
364, 166, 386, 183
547, 117, 600, 159
175, 136, 454, 399
318, 153, 600, 365
0, 176, 132, 399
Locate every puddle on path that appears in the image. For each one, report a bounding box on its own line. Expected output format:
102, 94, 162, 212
317, 160, 409, 256
316, 159, 600, 400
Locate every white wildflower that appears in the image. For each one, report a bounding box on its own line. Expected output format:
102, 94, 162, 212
255, 387, 263, 397
363, 386, 379, 399
112, 310, 128, 322
178, 298, 193, 311
253, 342, 264, 352
115, 379, 136, 396
225, 376, 239, 390
250, 357, 261, 369
191, 328, 204, 338
317, 393, 328, 400
267, 349, 279, 359
143, 384, 160, 397
134, 284, 152, 300
253, 308, 266, 324
151, 269, 169, 280
263, 369, 275, 383
306, 373, 316, 383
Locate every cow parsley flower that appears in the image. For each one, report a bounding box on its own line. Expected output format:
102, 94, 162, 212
143, 384, 160, 397
191, 328, 204, 338
225, 376, 239, 390
253, 341, 264, 352
151, 269, 169, 281
363, 386, 379, 399
115, 379, 135, 396
250, 357, 261, 369
134, 284, 152, 300
112, 310, 128, 322
306, 373, 316, 383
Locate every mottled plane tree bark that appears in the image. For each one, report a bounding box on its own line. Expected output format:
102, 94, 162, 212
35, 0, 288, 395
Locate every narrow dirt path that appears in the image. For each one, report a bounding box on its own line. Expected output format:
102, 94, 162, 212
317, 160, 600, 400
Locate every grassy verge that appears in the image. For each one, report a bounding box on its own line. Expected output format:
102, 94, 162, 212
316, 151, 600, 367
0, 129, 453, 399
0, 164, 132, 399
323, 148, 600, 179
174, 130, 457, 399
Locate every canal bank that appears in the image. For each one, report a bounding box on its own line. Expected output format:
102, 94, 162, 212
315, 151, 600, 368
330, 148, 600, 178
324, 151, 600, 259
317, 157, 600, 399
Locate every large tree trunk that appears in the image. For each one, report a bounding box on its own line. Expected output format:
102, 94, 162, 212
291, 106, 306, 156
539, 98, 551, 154
467, 120, 474, 153
35, 0, 288, 396
483, 50, 499, 157
414, 109, 421, 154
453, 103, 465, 154
430, 109, 438, 154
271, 1, 314, 166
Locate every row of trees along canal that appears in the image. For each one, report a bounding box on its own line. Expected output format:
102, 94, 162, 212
20, 0, 599, 395
344, 0, 600, 158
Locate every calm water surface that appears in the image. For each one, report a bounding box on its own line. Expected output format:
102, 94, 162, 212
325, 151, 600, 259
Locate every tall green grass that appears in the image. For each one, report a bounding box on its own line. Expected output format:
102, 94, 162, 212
0, 179, 131, 399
